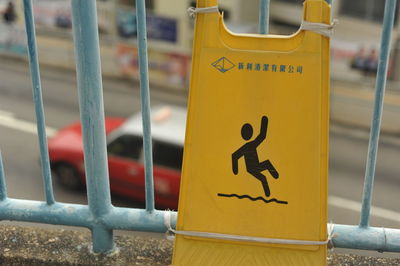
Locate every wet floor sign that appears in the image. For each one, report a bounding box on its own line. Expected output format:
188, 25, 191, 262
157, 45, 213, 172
173, 0, 330, 265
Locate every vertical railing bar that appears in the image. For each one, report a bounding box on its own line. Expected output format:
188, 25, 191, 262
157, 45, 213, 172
0, 151, 7, 201
359, 0, 397, 228
22, 0, 55, 205
71, 0, 114, 253
135, 0, 155, 212
258, 0, 269, 34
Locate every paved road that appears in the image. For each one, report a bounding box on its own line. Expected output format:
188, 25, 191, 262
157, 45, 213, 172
0, 57, 186, 208
1, 58, 400, 246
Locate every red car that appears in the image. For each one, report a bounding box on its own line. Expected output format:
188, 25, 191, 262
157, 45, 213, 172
48, 106, 186, 209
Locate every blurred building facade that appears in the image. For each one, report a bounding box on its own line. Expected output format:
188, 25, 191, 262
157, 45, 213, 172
1, 0, 400, 89
271, 0, 400, 81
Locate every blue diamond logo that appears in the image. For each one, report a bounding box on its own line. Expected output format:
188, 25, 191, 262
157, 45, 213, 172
211, 57, 235, 73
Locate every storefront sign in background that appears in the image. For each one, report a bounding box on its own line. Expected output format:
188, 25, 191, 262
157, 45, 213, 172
117, 8, 177, 43
33, 0, 72, 29
32, 0, 112, 33
117, 44, 190, 89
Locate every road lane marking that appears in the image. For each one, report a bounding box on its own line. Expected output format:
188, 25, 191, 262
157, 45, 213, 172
0, 110, 14, 117
0, 110, 56, 137
329, 195, 400, 223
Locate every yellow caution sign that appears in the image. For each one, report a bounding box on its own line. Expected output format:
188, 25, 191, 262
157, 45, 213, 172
173, 0, 330, 265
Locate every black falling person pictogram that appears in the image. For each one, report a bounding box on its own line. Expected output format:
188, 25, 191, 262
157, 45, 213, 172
231, 116, 279, 197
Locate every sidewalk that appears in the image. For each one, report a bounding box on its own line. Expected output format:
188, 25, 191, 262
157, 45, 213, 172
331, 76, 400, 135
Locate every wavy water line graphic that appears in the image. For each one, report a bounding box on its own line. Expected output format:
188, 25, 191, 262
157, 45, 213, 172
217, 193, 288, 205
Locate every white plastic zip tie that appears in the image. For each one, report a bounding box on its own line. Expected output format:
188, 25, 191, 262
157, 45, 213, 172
327, 222, 335, 249
299, 19, 338, 38
164, 211, 334, 246
187, 6, 219, 18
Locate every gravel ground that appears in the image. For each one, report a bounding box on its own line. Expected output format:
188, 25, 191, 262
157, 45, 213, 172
0, 225, 399, 265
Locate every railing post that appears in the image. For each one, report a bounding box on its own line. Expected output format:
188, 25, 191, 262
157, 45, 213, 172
22, 0, 55, 206
359, 0, 397, 228
136, 0, 155, 212
0, 152, 7, 201
71, 0, 114, 253
258, 0, 270, 34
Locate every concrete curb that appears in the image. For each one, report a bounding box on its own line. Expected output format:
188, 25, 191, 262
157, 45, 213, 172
0, 225, 172, 265
0, 225, 399, 265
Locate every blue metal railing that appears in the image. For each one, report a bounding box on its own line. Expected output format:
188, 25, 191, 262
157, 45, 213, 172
258, 0, 270, 34
332, 0, 400, 252
136, 0, 155, 213
71, 0, 114, 251
359, 0, 396, 228
0, 0, 398, 255
0, 0, 176, 254
23, 0, 55, 206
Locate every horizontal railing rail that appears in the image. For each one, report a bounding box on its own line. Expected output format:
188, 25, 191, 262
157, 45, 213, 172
0, 0, 398, 255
